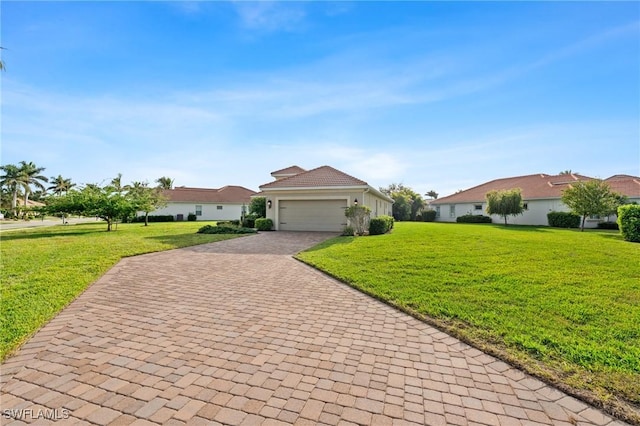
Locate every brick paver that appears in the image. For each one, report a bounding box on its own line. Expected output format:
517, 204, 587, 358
0, 232, 631, 425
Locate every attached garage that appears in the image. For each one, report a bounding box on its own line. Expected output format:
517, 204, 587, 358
278, 200, 347, 232
258, 165, 394, 232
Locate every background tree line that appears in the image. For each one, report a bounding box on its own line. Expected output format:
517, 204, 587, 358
1, 160, 175, 230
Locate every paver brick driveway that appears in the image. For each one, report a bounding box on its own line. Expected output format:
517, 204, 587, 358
1, 232, 628, 425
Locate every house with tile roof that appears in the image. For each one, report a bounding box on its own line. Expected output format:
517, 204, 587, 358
258, 165, 394, 231
430, 173, 640, 227
152, 185, 257, 221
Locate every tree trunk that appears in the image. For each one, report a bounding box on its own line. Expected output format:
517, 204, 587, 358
581, 215, 586, 232
144, 212, 149, 226
504, 216, 508, 226
11, 190, 17, 217
106, 218, 112, 232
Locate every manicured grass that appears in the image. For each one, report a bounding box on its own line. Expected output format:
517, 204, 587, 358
297, 222, 640, 420
0, 221, 245, 361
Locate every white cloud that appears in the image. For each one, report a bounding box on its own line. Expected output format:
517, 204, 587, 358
233, 2, 306, 32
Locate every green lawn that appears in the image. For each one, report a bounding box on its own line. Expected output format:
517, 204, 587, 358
297, 222, 640, 420
0, 221, 245, 361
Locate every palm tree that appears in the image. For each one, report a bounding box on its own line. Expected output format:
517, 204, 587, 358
155, 176, 174, 190
0, 164, 24, 217
48, 175, 75, 196
425, 190, 439, 200
0, 47, 6, 71
110, 173, 124, 193
18, 161, 48, 207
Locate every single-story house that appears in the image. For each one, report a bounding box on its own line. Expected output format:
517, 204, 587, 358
430, 173, 640, 227
152, 185, 257, 221
258, 165, 394, 231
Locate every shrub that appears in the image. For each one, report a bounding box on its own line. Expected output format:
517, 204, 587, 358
456, 214, 492, 223
187, 213, 197, 221
242, 213, 259, 228
547, 211, 580, 228
341, 226, 355, 236
345, 205, 371, 236
421, 210, 437, 222
132, 215, 174, 223
255, 218, 273, 231
196, 225, 256, 234
618, 204, 640, 243
369, 215, 394, 235
217, 220, 240, 227
597, 221, 619, 230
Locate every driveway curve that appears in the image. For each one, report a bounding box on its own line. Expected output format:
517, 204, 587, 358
1, 232, 627, 425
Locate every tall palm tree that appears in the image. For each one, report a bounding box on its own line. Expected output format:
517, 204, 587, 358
0, 164, 24, 216
48, 175, 75, 196
155, 176, 174, 190
18, 161, 48, 207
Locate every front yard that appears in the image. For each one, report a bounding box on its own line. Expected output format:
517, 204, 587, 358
297, 222, 640, 421
0, 222, 245, 361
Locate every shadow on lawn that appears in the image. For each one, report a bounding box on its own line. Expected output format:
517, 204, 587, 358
301, 235, 355, 253
0, 227, 107, 242
489, 224, 552, 233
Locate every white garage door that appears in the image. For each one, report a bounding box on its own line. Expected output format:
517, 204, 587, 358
279, 200, 347, 231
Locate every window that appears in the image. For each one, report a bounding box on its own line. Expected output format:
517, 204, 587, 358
523, 202, 528, 211
435, 206, 440, 218
217, 206, 223, 210
195, 205, 202, 216
449, 205, 456, 218
474, 204, 482, 211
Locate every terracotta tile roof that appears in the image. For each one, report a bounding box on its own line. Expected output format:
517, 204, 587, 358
260, 165, 368, 189
163, 186, 256, 203
432, 173, 592, 204
432, 173, 640, 204
605, 175, 640, 197
270, 165, 306, 177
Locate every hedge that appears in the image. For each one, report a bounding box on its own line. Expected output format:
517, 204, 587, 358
217, 220, 241, 227
547, 211, 580, 228
618, 204, 640, 243
132, 215, 174, 223
255, 218, 274, 231
420, 210, 437, 222
369, 215, 394, 235
196, 225, 256, 234
456, 214, 492, 223
597, 221, 619, 230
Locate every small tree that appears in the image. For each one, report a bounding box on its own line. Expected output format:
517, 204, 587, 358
128, 181, 168, 226
345, 205, 371, 236
561, 180, 620, 231
485, 188, 524, 225
249, 197, 266, 218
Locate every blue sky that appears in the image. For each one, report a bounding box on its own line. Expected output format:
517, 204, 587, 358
2, 1, 639, 197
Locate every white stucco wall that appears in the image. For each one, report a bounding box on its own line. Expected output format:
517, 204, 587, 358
151, 202, 245, 221
433, 198, 615, 227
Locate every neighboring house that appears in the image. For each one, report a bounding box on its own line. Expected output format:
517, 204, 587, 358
152, 186, 257, 221
430, 173, 640, 227
258, 165, 394, 231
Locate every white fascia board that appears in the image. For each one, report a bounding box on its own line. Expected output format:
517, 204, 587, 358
259, 185, 368, 192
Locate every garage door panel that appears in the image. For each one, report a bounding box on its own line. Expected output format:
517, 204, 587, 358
279, 200, 347, 231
